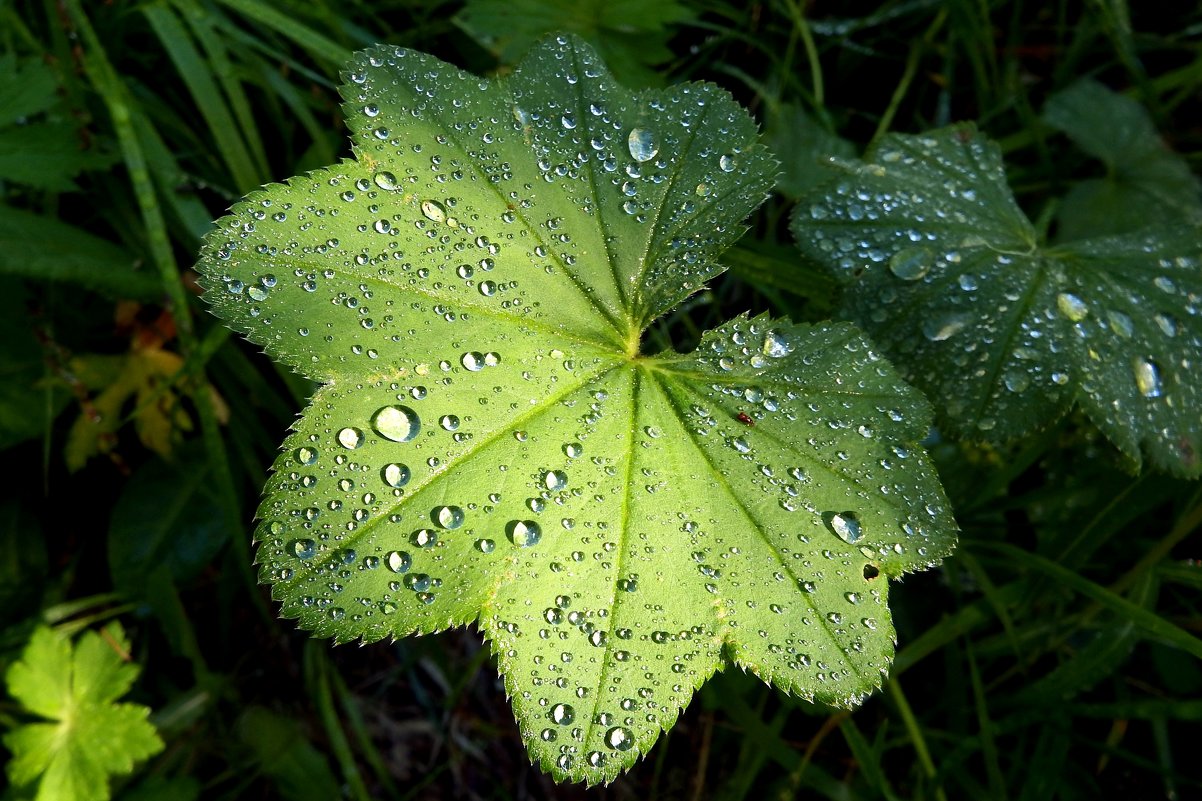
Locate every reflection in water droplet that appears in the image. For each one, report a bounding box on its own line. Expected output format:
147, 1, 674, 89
543, 470, 568, 491
762, 329, 793, 358
337, 427, 364, 449
1056, 292, 1089, 322
922, 311, 971, 342
434, 505, 465, 529
888, 247, 932, 281
823, 511, 863, 543
550, 703, 574, 725
295, 447, 318, 465
606, 726, 634, 751
1003, 370, 1031, 393
385, 550, 411, 573
291, 539, 316, 559
373, 171, 398, 191
461, 352, 485, 371
719, 153, 736, 172
382, 463, 411, 488
1132, 357, 1162, 398
507, 520, 542, 547
627, 128, 658, 162
421, 199, 446, 222
372, 405, 420, 442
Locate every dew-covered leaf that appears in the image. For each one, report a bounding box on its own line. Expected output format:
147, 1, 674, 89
1043, 79, 1202, 241
198, 35, 957, 784
791, 124, 1202, 476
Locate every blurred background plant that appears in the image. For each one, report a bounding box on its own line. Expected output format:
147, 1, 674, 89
1, 0, 1200, 798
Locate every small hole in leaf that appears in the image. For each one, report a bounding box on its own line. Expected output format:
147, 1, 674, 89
863, 564, 880, 580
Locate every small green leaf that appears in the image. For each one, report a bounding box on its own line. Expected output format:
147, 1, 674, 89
198, 35, 956, 783
4, 625, 164, 801
1043, 79, 1202, 241
792, 124, 1202, 476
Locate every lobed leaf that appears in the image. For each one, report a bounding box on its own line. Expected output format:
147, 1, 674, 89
792, 124, 1202, 476
198, 35, 957, 783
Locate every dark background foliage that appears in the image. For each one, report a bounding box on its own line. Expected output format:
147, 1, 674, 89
1, 1, 1200, 799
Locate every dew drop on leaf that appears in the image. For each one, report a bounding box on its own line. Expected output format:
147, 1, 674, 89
385, 550, 412, 574
434, 505, 465, 529
888, 247, 932, 281
291, 539, 316, 560
337, 427, 364, 449
549, 703, 575, 725
627, 128, 658, 162
1132, 356, 1163, 398
823, 511, 863, 544
921, 311, 971, 341
606, 726, 635, 751
372, 405, 420, 442
421, 199, 446, 222
382, 463, 411, 488
1056, 292, 1089, 322
507, 520, 542, 547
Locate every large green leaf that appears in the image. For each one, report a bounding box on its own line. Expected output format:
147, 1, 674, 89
1043, 79, 1202, 242
791, 124, 1202, 477
198, 35, 956, 783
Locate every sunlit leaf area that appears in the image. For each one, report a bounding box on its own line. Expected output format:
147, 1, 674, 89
3, 1, 1200, 798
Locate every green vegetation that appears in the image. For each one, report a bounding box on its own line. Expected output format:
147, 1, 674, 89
2, 1, 1200, 798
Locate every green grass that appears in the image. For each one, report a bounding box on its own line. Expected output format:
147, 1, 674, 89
1, 0, 1200, 798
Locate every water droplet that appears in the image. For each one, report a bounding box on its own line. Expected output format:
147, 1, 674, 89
421, 199, 446, 222
543, 470, 568, 491
382, 463, 411, 488
1132, 357, 1162, 398
627, 128, 658, 162
290, 539, 316, 559
373, 171, 398, 191
606, 726, 634, 751
1056, 292, 1089, 322
295, 447, 318, 465
719, 153, 736, 172
762, 329, 793, 358
550, 703, 574, 725
439, 414, 460, 431
372, 405, 420, 442
475, 538, 495, 553
337, 427, 364, 449
1154, 313, 1178, 337
461, 352, 485, 371
1106, 309, 1134, 338
507, 520, 542, 548
385, 550, 411, 573
888, 247, 932, 281
922, 311, 971, 341
434, 505, 465, 529
1003, 370, 1031, 393
823, 511, 863, 543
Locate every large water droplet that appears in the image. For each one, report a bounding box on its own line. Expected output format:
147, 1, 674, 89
1132, 357, 1162, 398
372, 405, 420, 442
606, 726, 634, 751
382, 463, 411, 488
823, 511, 863, 543
543, 470, 568, 491
434, 505, 465, 529
550, 703, 574, 725
290, 539, 316, 559
337, 427, 364, 449
888, 247, 932, 281
385, 550, 411, 573
507, 520, 542, 548
420, 199, 445, 223
627, 128, 658, 162
922, 311, 971, 341
461, 352, 485, 371
373, 171, 398, 191
1056, 292, 1089, 322
762, 329, 793, 358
